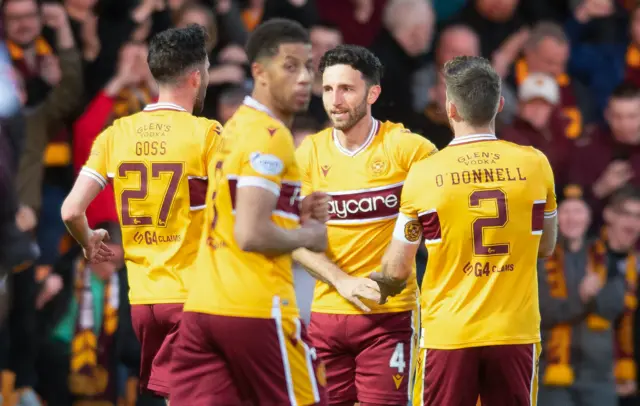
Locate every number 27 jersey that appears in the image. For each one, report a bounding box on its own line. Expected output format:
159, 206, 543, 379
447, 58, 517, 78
395, 134, 557, 349
81, 103, 222, 305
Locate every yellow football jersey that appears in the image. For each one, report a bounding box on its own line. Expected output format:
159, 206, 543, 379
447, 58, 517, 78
394, 134, 557, 349
185, 97, 301, 319
296, 120, 437, 314
81, 102, 222, 305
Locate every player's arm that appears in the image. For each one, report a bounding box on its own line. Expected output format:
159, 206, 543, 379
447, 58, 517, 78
537, 151, 558, 258
61, 129, 113, 262
292, 138, 381, 310
234, 130, 325, 255
371, 168, 423, 302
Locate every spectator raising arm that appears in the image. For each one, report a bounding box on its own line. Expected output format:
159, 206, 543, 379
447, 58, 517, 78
15, 3, 83, 215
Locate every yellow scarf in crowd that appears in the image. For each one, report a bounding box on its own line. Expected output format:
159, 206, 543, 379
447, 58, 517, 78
543, 239, 637, 386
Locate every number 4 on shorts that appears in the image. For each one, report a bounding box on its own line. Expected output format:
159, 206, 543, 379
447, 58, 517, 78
389, 342, 406, 374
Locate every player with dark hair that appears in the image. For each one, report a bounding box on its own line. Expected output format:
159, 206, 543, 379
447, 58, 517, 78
171, 18, 329, 405
60, 25, 222, 401
293, 44, 437, 405
373, 56, 558, 405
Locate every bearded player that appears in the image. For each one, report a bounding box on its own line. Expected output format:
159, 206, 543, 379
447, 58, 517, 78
293, 44, 437, 405
171, 19, 329, 405
373, 56, 558, 406
60, 25, 221, 401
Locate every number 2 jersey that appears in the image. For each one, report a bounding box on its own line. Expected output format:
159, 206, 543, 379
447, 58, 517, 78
296, 120, 437, 314
81, 102, 222, 305
185, 97, 302, 319
393, 134, 557, 349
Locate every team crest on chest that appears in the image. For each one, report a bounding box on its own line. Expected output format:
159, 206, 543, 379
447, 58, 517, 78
370, 158, 388, 176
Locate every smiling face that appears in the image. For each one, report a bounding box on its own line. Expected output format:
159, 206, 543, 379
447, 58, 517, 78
321, 64, 381, 131
257, 43, 313, 114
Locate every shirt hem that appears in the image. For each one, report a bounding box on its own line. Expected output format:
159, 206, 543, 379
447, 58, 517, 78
129, 297, 186, 305
310, 306, 417, 315
422, 336, 540, 350
184, 306, 300, 319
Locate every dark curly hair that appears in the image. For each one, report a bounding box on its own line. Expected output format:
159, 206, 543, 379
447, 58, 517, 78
147, 25, 208, 85
245, 18, 309, 64
318, 44, 383, 86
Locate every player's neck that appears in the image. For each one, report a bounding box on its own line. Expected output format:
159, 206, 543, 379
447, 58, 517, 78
335, 116, 374, 152
156, 88, 194, 113
452, 123, 495, 139
250, 91, 294, 127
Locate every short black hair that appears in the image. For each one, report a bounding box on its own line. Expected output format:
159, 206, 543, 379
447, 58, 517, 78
608, 185, 640, 209
610, 82, 640, 100
147, 25, 208, 84
245, 18, 310, 64
318, 44, 383, 85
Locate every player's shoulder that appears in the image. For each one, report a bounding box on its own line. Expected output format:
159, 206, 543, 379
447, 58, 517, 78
228, 105, 292, 141
193, 116, 223, 134
495, 139, 548, 163
378, 120, 436, 148
298, 127, 332, 151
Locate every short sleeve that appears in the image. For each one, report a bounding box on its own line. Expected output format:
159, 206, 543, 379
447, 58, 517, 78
393, 131, 438, 171
537, 150, 557, 217
392, 164, 423, 244
203, 120, 223, 168
237, 126, 295, 196
295, 136, 314, 197
80, 127, 110, 189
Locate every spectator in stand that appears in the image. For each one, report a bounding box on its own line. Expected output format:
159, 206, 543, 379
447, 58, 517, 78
72, 42, 154, 229
500, 73, 573, 183
567, 83, 640, 229
538, 185, 625, 406
413, 24, 480, 112
308, 21, 342, 127
565, 0, 638, 119
370, 0, 434, 124
318, 0, 386, 47
412, 71, 453, 150
509, 21, 594, 141
36, 221, 124, 406
447, 0, 529, 60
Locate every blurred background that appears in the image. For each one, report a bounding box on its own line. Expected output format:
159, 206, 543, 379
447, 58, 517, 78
1, 0, 640, 405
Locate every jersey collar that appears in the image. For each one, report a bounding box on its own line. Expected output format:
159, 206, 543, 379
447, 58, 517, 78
449, 133, 497, 146
332, 118, 379, 157
143, 102, 188, 112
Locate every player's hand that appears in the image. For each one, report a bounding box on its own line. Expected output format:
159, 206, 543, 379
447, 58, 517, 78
83, 229, 114, 264
301, 218, 328, 253
335, 275, 381, 312
41, 3, 69, 30
369, 271, 407, 304
300, 192, 331, 223
593, 160, 634, 198
617, 380, 637, 396
579, 272, 602, 303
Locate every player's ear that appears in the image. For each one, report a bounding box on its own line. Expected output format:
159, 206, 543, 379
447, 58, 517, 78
251, 61, 267, 87
497, 96, 505, 113
367, 84, 381, 105
447, 100, 459, 121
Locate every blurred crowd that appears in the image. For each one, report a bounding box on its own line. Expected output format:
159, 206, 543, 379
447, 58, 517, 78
1, 0, 640, 405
